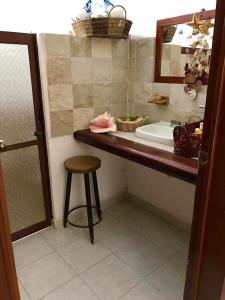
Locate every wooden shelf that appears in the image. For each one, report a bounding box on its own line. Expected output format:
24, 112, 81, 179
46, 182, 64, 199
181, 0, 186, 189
74, 129, 198, 184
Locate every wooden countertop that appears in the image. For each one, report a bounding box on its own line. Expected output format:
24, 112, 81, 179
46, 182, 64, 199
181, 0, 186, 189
74, 129, 198, 184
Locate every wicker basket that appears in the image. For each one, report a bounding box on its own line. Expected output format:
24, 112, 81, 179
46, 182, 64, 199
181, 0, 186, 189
117, 117, 145, 132
173, 121, 202, 158
72, 5, 132, 39
162, 25, 177, 43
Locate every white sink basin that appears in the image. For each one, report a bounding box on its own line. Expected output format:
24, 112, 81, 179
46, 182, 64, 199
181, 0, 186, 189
135, 121, 174, 145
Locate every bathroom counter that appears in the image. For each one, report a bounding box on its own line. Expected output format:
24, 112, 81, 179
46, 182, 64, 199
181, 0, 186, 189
74, 129, 198, 184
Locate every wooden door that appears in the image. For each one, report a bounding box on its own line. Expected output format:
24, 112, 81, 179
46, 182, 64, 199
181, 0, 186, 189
0, 32, 52, 241
184, 0, 225, 299
0, 162, 20, 300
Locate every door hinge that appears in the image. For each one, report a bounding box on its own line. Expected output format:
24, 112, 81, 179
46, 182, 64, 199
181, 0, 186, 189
198, 151, 209, 167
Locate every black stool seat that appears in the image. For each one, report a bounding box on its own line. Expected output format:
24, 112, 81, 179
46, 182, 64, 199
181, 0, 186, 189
63, 155, 103, 244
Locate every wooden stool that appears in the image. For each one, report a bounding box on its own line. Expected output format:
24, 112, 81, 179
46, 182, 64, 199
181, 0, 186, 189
63, 155, 103, 244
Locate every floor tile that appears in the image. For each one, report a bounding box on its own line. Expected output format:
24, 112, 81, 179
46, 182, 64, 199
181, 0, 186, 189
57, 235, 111, 274
143, 225, 190, 252
13, 234, 53, 269
81, 255, 141, 300
118, 208, 169, 234
146, 249, 188, 300
42, 277, 99, 300
18, 252, 75, 299
18, 282, 30, 300
95, 218, 139, 252
115, 234, 174, 277
40, 226, 85, 250
120, 280, 169, 300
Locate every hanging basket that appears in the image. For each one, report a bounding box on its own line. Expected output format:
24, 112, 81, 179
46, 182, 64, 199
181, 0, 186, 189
162, 25, 177, 43
72, 5, 132, 39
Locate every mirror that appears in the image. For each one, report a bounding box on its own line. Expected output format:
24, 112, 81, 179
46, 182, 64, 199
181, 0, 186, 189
155, 10, 215, 84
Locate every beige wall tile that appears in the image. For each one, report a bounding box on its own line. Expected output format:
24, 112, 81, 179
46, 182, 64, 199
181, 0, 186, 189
93, 58, 112, 83
128, 58, 136, 81
161, 44, 171, 60
152, 83, 171, 97
73, 84, 93, 108
70, 37, 92, 57
49, 84, 73, 111
149, 105, 171, 123
136, 38, 155, 58
93, 83, 112, 105
44, 34, 70, 58
71, 57, 93, 84
47, 58, 72, 85
134, 81, 153, 103
111, 82, 127, 104
134, 103, 152, 117
50, 110, 73, 137
92, 38, 112, 58
111, 103, 127, 118
112, 40, 129, 58
73, 108, 94, 130
129, 38, 136, 59
136, 58, 155, 82
112, 58, 128, 82
94, 105, 111, 117
161, 60, 170, 76
128, 81, 134, 103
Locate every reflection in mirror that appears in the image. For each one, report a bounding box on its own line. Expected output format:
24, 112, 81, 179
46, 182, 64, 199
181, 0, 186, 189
155, 10, 215, 84
161, 20, 214, 78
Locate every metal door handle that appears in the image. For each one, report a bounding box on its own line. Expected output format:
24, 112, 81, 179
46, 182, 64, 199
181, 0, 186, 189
34, 131, 44, 137
0, 139, 6, 151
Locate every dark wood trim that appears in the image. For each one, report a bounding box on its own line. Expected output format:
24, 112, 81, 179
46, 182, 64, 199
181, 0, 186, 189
155, 9, 215, 84
12, 220, 51, 241
74, 130, 198, 184
0, 31, 52, 240
4, 140, 37, 152
0, 163, 20, 300
184, 0, 225, 299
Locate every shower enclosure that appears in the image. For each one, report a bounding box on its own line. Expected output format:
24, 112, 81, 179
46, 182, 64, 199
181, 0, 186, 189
0, 32, 52, 240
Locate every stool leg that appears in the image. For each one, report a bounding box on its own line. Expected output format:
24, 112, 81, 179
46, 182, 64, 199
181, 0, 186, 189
92, 171, 102, 220
63, 172, 72, 228
84, 173, 94, 244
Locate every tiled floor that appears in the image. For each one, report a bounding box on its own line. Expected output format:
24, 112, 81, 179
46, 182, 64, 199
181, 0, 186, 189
14, 200, 190, 300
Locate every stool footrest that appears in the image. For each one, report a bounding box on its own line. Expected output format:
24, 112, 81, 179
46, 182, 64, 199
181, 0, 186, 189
67, 205, 103, 228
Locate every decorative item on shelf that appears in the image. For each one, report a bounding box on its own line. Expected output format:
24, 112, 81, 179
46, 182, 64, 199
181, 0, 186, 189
162, 25, 177, 43
173, 121, 203, 158
186, 11, 214, 36
148, 94, 169, 105
89, 112, 117, 133
72, 0, 132, 39
116, 114, 149, 132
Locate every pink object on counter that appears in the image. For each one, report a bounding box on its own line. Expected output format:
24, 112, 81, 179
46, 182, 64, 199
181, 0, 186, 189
89, 112, 117, 133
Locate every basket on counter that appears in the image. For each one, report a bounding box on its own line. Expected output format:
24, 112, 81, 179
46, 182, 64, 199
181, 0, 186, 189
162, 25, 177, 43
173, 121, 202, 158
72, 5, 132, 39
116, 116, 146, 132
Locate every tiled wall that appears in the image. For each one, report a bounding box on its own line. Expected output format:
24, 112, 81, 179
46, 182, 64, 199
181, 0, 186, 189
44, 34, 128, 137
128, 37, 207, 123
44, 34, 207, 137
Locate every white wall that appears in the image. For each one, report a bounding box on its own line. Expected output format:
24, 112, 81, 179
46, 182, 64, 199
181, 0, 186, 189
127, 161, 195, 225
0, 0, 216, 35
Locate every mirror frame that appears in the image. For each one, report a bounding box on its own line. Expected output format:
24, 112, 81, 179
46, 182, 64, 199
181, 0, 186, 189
154, 9, 215, 85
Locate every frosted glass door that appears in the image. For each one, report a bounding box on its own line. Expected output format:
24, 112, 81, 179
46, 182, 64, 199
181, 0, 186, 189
0, 43, 47, 235
0, 44, 36, 145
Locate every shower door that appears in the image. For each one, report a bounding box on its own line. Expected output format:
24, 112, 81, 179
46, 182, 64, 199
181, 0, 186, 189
0, 32, 52, 241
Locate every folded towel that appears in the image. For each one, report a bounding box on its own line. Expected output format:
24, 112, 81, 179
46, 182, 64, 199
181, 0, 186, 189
89, 112, 117, 133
